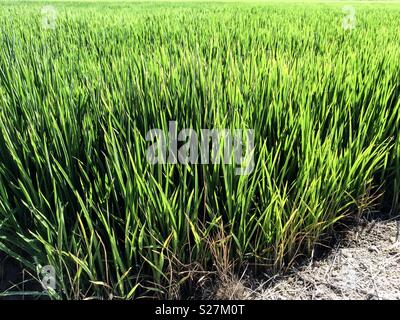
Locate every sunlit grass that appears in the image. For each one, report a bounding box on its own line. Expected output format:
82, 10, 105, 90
0, 1, 399, 298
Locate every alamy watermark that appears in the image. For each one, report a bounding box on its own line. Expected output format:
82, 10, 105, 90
40, 265, 56, 291
145, 121, 255, 175
342, 6, 356, 30
41, 5, 57, 30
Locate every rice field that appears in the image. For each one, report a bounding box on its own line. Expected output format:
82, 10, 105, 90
0, 1, 399, 299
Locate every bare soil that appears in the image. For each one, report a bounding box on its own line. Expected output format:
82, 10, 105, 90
241, 215, 400, 300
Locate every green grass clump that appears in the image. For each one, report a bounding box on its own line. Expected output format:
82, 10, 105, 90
0, 1, 399, 298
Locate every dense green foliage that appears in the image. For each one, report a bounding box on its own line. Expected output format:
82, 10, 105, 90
0, 1, 399, 298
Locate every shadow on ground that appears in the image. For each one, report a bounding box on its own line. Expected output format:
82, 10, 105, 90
0, 254, 44, 300
244, 211, 400, 300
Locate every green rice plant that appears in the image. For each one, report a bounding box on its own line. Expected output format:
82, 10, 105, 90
0, 1, 399, 299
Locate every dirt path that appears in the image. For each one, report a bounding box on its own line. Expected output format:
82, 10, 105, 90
249, 216, 400, 300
